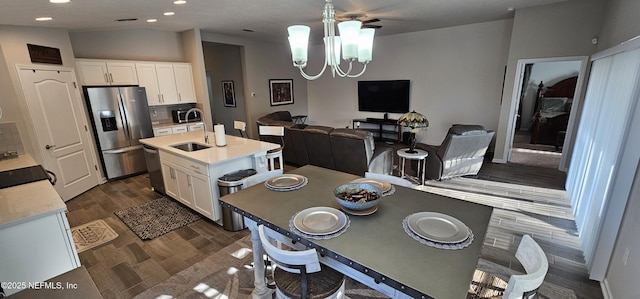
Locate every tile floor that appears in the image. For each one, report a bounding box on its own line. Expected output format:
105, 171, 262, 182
65, 157, 602, 299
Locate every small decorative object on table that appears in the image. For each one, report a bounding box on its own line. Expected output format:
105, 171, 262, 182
333, 183, 382, 214
397, 110, 429, 153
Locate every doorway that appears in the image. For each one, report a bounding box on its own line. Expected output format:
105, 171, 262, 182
508, 57, 588, 171
201, 42, 247, 137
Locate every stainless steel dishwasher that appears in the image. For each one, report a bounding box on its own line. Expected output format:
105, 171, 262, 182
143, 145, 165, 194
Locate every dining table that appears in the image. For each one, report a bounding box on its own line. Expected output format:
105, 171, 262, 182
219, 165, 493, 299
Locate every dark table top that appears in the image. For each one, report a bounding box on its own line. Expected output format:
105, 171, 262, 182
221, 165, 493, 299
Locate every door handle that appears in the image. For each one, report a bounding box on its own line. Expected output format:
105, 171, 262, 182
45, 144, 56, 150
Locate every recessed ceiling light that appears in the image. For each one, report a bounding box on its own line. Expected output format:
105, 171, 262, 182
507, 7, 515, 11
35, 17, 53, 21
147, 19, 158, 23
174, 0, 187, 4
50, 0, 70, 3
164, 12, 175, 16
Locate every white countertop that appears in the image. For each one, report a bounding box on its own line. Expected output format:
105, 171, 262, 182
0, 155, 66, 229
140, 131, 280, 165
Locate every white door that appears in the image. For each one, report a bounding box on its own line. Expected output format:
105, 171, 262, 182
17, 66, 99, 201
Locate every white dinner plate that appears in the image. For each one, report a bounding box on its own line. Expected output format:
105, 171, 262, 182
407, 212, 469, 244
265, 174, 307, 189
349, 178, 392, 194
293, 207, 348, 235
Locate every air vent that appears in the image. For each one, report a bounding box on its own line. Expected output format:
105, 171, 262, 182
116, 18, 138, 22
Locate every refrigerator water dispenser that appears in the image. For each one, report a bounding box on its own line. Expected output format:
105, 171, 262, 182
99, 110, 118, 132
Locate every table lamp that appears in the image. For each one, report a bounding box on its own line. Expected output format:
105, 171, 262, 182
398, 110, 429, 153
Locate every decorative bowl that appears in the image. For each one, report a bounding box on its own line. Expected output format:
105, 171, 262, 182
333, 183, 382, 211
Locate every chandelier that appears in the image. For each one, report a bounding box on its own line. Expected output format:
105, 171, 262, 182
287, 0, 375, 80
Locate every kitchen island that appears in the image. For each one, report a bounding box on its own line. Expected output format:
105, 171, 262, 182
0, 155, 81, 296
140, 131, 280, 225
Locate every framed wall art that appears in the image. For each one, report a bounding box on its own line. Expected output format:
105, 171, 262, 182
269, 79, 294, 106
222, 80, 236, 107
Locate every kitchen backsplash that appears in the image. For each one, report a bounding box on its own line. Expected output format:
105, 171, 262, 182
0, 122, 25, 155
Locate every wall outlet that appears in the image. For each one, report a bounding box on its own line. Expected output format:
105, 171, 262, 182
623, 247, 630, 266
251, 92, 256, 97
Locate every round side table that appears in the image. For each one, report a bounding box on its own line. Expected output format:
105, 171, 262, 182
397, 148, 428, 185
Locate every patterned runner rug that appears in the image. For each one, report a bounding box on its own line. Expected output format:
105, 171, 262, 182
114, 197, 201, 240
71, 219, 118, 253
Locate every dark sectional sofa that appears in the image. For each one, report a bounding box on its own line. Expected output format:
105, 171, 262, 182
256, 111, 394, 176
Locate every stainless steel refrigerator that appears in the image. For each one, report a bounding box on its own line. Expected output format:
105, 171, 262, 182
85, 86, 153, 180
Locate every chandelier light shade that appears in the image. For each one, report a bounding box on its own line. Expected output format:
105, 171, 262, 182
398, 111, 429, 153
287, 0, 375, 80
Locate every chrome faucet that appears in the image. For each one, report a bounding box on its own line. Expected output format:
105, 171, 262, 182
185, 108, 209, 144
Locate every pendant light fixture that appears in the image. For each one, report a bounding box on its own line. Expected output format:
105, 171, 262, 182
287, 0, 375, 80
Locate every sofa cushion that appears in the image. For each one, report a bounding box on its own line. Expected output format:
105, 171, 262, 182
448, 124, 486, 136
303, 126, 335, 169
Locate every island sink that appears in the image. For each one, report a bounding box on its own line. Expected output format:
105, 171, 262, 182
170, 142, 211, 152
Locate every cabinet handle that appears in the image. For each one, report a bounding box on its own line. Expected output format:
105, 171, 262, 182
161, 94, 165, 103
178, 93, 182, 102
109, 73, 114, 83
190, 164, 199, 171
104, 73, 109, 83
187, 175, 191, 187
158, 94, 162, 103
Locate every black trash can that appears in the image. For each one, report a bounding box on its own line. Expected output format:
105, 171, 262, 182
218, 169, 257, 231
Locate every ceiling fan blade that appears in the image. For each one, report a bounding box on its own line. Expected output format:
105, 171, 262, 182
362, 18, 381, 24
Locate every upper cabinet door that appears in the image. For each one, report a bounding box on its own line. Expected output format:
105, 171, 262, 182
76, 59, 138, 86
136, 63, 162, 106
155, 63, 179, 105
76, 60, 109, 85
105, 62, 138, 85
173, 63, 197, 103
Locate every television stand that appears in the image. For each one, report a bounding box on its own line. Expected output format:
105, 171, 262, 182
353, 118, 402, 143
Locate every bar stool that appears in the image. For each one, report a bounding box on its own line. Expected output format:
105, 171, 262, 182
234, 120, 247, 138
259, 125, 285, 172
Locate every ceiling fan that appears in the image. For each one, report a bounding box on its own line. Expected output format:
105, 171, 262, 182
337, 13, 383, 29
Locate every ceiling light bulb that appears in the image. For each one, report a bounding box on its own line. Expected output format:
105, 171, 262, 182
174, 0, 186, 4
49, 0, 70, 3
35, 17, 53, 21
164, 12, 175, 16
147, 19, 157, 23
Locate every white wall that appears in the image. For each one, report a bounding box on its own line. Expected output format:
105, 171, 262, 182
70, 29, 184, 61
598, 0, 640, 49
203, 42, 246, 132
494, 0, 605, 163
306, 19, 513, 146
200, 32, 308, 139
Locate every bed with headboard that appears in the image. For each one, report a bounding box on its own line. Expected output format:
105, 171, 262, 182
530, 76, 577, 148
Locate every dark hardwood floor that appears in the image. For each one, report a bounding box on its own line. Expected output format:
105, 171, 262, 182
65, 151, 601, 299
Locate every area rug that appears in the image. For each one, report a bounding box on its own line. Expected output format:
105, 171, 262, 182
71, 219, 118, 253
135, 235, 388, 299
114, 197, 201, 240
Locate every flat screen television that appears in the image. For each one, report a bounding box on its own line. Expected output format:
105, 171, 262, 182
358, 80, 410, 113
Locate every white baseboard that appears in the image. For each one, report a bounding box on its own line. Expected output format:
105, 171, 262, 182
601, 278, 613, 299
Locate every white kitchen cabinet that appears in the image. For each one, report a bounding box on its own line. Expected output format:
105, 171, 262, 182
153, 127, 172, 136
136, 63, 163, 105
171, 125, 188, 134
155, 63, 180, 105
173, 63, 197, 103
161, 163, 179, 199
187, 122, 204, 131
76, 59, 138, 86
0, 211, 80, 296
160, 152, 215, 220
136, 62, 196, 106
